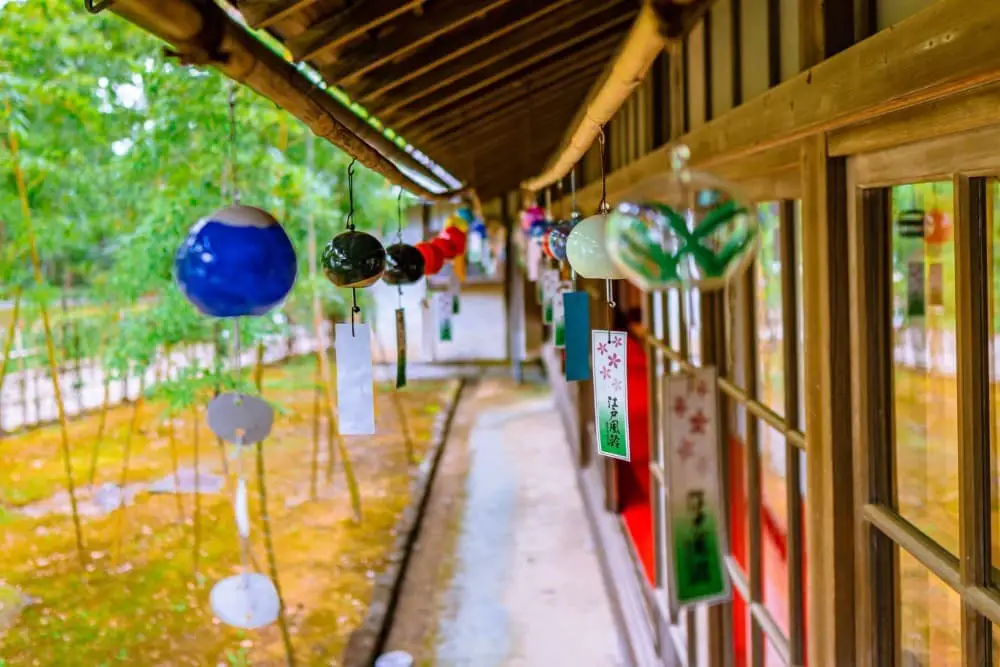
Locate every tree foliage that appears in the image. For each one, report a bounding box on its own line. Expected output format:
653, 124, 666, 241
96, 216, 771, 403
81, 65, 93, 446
0, 0, 398, 403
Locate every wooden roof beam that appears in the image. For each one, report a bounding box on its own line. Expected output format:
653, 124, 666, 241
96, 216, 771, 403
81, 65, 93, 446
522, 0, 668, 192
321, 0, 514, 85
413, 70, 604, 150
347, 0, 578, 104
369, 0, 632, 116
405, 46, 616, 145
424, 99, 591, 156
287, 0, 425, 62
237, 0, 324, 29
390, 25, 631, 132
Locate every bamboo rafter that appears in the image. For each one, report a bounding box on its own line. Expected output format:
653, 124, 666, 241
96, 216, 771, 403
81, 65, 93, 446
105, 0, 467, 202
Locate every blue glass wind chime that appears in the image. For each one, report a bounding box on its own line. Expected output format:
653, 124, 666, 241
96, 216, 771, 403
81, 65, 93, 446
174, 87, 295, 629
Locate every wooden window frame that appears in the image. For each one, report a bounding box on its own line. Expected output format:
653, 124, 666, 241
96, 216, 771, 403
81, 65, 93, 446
848, 125, 999, 667
638, 168, 807, 667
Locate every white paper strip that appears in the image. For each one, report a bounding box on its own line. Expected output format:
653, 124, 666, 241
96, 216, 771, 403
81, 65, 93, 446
234, 478, 250, 538
663, 367, 731, 613
541, 268, 560, 325
553, 280, 572, 349
591, 330, 630, 460
526, 241, 541, 282
335, 323, 375, 435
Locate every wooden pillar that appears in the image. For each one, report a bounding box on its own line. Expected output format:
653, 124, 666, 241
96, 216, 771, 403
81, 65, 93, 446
799, 3, 858, 664
801, 135, 856, 667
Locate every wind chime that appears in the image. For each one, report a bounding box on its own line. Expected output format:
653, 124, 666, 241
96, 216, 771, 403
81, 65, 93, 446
381, 191, 425, 388
603, 143, 758, 617
320, 159, 385, 436
174, 85, 296, 630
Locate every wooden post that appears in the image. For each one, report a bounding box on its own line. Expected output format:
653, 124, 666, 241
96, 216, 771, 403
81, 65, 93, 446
801, 134, 856, 667
799, 2, 859, 664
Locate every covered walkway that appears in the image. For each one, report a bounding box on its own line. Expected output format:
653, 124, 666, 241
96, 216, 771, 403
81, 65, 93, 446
382, 374, 623, 666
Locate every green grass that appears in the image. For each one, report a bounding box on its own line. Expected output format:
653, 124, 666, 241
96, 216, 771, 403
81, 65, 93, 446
0, 355, 455, 666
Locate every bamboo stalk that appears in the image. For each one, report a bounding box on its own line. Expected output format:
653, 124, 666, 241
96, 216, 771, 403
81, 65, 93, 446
165, 346, 185, 524
191, 402, 201, 578
310, 365, 320, 500
189, 345, 202, 578
6, 105, 85, 564
114, 374, 144, 564
87, 332, 113, 487
253, 342, 297, 667
0, 288, 22, 432
324, 328, 337, 485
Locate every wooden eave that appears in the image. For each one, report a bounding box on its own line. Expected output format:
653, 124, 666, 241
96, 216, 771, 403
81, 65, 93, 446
230, 0, 692, 199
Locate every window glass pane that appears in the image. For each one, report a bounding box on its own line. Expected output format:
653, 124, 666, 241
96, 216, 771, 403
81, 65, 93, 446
757, 202, 784, 415
755, 202, 789, 633
687, 288, 702, 366
899, 549, 961, 665
891, 182, 959, 554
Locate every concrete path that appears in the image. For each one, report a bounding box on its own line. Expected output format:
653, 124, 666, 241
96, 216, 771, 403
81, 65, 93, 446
384, 375, 622, 667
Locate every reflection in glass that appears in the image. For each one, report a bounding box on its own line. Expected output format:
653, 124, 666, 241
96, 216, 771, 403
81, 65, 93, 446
891, 182, 959, 554
756, 202, 789, 635
900, 550, 961, 665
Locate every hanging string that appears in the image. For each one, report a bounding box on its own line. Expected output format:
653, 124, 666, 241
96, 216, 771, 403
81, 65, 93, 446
597, 126, 609, 214
346, 159, 360, 336
228, 82, 240, 206
346, 158, 357, 232
396, 190, 404, 309
605, 279, 615, 344
598, 124, 612, 342
570, 167, 578, 215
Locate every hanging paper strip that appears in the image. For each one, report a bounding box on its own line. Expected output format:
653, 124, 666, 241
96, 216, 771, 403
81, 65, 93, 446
906, 259, 925, 317
436, 292, 453, 342
553, 280, 573, 348
564, 292, 591, 381
395, 307, 406, 389
454, 253, 467, 284
663, 367, 731, 614
541, 268, 559, 324
335, 323, 375, 435
450, 273, 461, 315
527, 240, 541, 283
591, 330, 630, 460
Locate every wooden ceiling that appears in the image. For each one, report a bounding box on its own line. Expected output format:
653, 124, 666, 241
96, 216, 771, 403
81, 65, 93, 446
231, 0, 652, 198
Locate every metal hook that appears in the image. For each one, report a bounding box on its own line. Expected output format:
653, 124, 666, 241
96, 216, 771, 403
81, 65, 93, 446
346, 159, 357, 231
396, 190, 404, 243
598, 125, 609, 214
85, 0, 114, 14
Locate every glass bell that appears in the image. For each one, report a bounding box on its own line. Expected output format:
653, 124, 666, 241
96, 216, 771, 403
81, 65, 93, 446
383, 243, 426, 286
566, 212, 626, 280
605, 145, 758, 292
321, 230, 386, 288
175, 205, 297, 318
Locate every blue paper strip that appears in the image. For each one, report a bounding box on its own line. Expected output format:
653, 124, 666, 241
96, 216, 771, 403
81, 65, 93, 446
563, 291, 591, 382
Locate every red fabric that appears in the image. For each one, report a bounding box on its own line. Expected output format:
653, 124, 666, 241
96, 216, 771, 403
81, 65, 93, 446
619, 335, 655, 583
431, 236, 457, 259
727, 434, 809, 667
416, 242, 443, 275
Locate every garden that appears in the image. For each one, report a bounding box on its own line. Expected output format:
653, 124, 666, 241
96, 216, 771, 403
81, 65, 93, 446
0, 2, 453, 664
